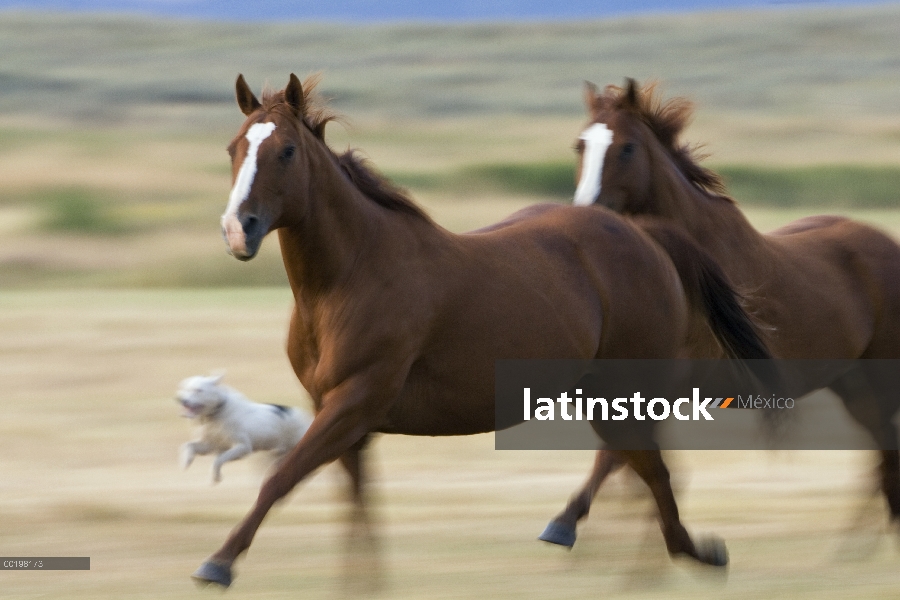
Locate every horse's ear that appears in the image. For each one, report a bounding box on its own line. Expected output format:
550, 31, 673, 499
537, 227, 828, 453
285, 73, 306, 117
623, 78, 639, 108
235, 74, 261, 116
583, 81, 599, 114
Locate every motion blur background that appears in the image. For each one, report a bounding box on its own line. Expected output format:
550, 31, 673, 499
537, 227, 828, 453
2, 1, 900, 598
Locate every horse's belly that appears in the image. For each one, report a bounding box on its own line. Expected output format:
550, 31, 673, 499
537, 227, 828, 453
376, 368, 496, 436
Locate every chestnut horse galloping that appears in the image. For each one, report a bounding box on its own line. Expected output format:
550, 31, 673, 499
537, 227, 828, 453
192, 74, 769, 587
545, 79, 900, 549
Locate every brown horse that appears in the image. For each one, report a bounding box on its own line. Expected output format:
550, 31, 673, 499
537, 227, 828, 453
544, 78, 900, 550
192, 74, 770, 587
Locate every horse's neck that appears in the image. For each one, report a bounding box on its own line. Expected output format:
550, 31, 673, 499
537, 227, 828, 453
278, 147, 385, 296
650, 155, 767, 267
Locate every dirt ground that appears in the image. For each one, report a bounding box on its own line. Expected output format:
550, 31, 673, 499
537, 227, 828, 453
1, 288, 899, 599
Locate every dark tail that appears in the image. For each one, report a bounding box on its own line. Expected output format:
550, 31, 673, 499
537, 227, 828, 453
638, 219, 771, 360
640, 219, 790, 438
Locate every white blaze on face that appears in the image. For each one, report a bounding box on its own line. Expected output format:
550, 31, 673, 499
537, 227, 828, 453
221, 122, 278, 249
573, 123, 614, 206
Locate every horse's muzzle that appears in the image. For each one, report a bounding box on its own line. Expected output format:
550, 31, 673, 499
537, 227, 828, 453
221, 212, 263, 261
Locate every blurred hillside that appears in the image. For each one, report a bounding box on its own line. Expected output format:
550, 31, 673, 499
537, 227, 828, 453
0, 5, 899, 287
3, 7, 900, 126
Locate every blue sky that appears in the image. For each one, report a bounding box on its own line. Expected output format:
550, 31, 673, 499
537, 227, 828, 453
0, 0, 893, 21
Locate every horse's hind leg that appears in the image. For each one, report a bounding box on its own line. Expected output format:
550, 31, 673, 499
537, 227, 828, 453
622, 449, 727, 567
339, 434, 371, 510
539, 448, 625, 547
338, 435, 383, 594
339, 435, 381, 540
879, 450, 900, 520
829, 369, 900, 519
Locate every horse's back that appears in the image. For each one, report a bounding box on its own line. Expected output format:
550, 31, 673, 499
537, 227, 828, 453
769, 214, 900, 282
468, 203, 561, 234
467, 204, 689, 358
431, 205, 687, 358
765, 214, 900, 357
768, 214, 849, 237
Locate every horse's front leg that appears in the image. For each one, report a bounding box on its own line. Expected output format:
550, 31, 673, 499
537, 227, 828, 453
539, 448, 625, 547
191, 375, 395, 588
622, 449, 728, 567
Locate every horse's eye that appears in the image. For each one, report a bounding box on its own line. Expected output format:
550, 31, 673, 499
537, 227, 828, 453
279, 145, 296, 162
573, 139, 585, 155
620, 142, 636, 160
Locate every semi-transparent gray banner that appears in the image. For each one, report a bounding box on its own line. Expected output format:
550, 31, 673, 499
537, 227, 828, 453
494, 360, 900, 450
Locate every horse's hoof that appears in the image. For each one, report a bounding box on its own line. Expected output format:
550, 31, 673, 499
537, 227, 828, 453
538, 520, 577, 548
694, 535, 729, 567
192, 561, 233, 588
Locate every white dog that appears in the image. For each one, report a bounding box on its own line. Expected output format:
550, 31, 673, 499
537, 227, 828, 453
176, 373, 312, 483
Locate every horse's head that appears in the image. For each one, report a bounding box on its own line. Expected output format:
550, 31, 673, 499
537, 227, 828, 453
574, 79, 720, 215
221, 74, 328, 260
574, 79, 657, 212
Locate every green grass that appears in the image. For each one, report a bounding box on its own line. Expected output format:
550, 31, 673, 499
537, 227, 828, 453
719, 165, 900, 208
465, 162, 575, 197
390, 160, 575, 199
390, 162, 900, 208
35, 187, 130, 234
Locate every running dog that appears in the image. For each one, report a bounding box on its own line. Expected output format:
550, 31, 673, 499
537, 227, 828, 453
176, 372, 312, 483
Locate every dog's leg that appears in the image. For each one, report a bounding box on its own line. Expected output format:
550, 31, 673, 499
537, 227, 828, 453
180, 440, 214, 470
212, 441, 252, 484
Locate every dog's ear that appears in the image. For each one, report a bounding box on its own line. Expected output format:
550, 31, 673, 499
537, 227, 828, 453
209, 369, 226, 385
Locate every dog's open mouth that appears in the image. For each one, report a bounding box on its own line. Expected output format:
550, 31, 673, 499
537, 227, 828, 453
179, 400, 204, 418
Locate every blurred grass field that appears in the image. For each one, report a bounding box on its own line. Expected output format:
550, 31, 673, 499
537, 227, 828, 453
2, 4, 900, 598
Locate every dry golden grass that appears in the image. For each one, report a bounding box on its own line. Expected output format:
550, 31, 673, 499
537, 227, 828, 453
2, 289, 900, 598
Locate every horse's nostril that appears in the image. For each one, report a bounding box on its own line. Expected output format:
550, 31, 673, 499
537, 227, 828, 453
241, 214, 260, 237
